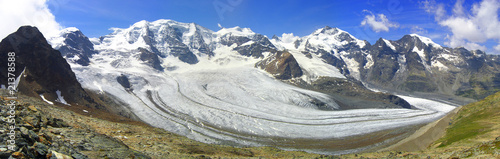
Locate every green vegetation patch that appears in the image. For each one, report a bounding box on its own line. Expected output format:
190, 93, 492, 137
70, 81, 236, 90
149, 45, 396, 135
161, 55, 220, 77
437, 91, 500, 147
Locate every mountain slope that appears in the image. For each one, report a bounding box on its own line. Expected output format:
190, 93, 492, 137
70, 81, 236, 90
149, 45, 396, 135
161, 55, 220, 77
39, 20, 467, 154
272, 29, 500, 102
49, 27, 97, 66
338, 91, 500, 158
0, 26, 101, 109
434, 91, 500, 148
360, 35, 500, 101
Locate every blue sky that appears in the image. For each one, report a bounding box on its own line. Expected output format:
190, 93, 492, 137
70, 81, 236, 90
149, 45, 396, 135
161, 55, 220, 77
50, 0, 434, 41
2, 0, 500, 53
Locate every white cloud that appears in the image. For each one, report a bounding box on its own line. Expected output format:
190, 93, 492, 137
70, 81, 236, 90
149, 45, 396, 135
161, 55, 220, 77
439, 17, 485, 43
421, 0, 446, 21
0, 0, 62, 39
361, 10, 399, 33
444, 34, 487, 51
495, 44, 500, 52
452, 0, 466, 17
423, 0, 500, 53
410, 26, 427, 35
280, 33, 300, 43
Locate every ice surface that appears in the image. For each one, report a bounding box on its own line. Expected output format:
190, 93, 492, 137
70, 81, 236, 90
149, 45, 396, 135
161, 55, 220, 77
305, 27, 366, 49
287, 50, 346, 82
40, 94, 54, 105
413, 46, 431, 70
410, 34, 442, 48
413, 46, 426, 60
47, 27, 81, 49
439, 53, 463, 65
383, 39, 396, 51
14, 67, 26, 90
71, 51, 457, 150
396, 54, 408, 74
431, 60, 449, 71
340, 51, 360, 80
216, 26, 255, 37
364, 54, 374, 69
55, 90, 70, 105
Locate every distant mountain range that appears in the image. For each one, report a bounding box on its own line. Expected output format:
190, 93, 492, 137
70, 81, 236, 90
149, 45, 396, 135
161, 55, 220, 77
50, 20, 500, 102
2, 19, 499, 154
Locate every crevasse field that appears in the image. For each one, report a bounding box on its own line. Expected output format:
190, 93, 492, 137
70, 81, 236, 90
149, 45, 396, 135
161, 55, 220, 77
67, 42, 457, 154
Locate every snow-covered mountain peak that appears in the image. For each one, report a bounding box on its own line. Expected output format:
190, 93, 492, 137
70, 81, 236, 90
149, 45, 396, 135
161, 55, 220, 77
131, 20, 149, 27
312, 26, 340, 35
48, 27, 84, 49
131, 19, 192, 29
311, 26, 360, 43
216, 26, 256, 37
409, 34, 441, 48
301, 26, 366, 52
94, 19, 216, 61
149, 19, 212, 34
60, 27, 80, 34
46, 26, 97, 66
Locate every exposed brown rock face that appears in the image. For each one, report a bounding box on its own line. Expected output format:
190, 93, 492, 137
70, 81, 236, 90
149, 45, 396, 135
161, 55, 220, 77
256, 51, 303, 80
138, 48, 164, 71
0, 26, 101, 109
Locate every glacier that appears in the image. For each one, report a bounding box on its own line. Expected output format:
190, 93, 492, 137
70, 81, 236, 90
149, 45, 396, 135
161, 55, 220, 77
70, 58, 456, 153
68, 48, 456, 153
53, 19, 458, 154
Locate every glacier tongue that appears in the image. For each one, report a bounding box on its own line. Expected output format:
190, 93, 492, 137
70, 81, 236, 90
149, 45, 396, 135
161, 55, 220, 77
69, 46, 456, 154
73, 61, 455, 143
55, 20, 462, 154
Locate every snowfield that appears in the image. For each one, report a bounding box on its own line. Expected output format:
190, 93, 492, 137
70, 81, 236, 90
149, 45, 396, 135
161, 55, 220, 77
54, 20, 458, 154
69, 50, 457, 152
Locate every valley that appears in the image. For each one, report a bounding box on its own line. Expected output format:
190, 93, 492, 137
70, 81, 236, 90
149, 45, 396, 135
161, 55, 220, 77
1, 18, 499, 157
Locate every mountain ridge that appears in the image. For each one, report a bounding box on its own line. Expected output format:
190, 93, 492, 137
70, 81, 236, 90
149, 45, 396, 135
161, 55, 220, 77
38, 19, 470, 154
0, 26, 100, 109
1, 19, 498, 156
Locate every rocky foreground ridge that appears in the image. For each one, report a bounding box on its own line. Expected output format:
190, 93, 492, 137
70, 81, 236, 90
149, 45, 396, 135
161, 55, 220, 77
0, 91, 149, 158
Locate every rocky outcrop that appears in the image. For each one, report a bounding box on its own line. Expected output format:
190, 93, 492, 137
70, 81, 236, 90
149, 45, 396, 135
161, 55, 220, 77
234, 34, 277, 58
55, 28, 97, 66
256, 51, 303, 80
0, 26, 102, 109
0, 92, 150, 159
137, 48, 164, 71
272, 26, 500, 101
116, 74, 132, 90
360, 35, 500, 100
